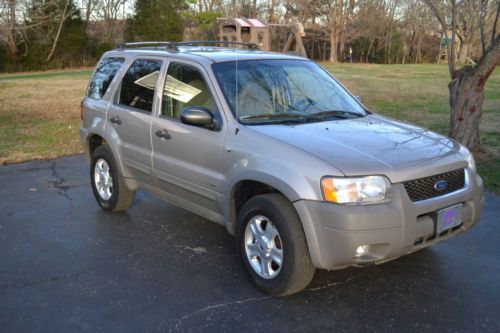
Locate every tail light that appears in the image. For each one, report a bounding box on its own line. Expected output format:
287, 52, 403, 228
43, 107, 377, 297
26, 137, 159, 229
80, 100, 84, 121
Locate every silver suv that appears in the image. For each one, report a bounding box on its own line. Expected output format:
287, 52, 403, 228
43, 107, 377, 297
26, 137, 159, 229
81, 41, 484, 296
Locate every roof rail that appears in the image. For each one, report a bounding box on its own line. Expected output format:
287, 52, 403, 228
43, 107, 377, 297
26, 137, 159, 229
172, 41, 260, 50
116, 40, 259, 52
116, 41, 176, 50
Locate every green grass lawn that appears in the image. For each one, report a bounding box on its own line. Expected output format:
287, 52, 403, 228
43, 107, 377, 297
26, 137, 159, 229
323, 63, 500, 192
0, 64, 498, 191
0, 69, 91, 163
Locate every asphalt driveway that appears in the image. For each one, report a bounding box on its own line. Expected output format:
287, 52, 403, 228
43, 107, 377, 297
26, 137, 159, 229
1, 155, 499, 332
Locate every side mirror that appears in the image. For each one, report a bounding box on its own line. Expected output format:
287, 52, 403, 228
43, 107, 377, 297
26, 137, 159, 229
180, 106, 215, 129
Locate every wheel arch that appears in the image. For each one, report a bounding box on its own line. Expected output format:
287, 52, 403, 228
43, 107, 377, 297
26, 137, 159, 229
225, 174, 302, 235
85, 130, 130, 181
87, 134, 106, 159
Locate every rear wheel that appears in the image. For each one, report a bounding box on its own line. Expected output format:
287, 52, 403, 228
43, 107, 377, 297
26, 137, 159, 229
236, 193, 315, 296
90, 144, 135, 212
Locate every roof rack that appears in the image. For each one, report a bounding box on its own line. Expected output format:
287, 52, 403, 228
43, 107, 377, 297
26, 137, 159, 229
173, 41, 260, 50
116, 40, 260, 52
116, 41, 176, 50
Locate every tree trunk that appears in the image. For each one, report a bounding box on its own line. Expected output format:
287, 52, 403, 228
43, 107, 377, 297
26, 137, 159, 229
457, 42, 470, 64
366, 39, 374, 63
46, 0, 70, 62
268, 0, 275, 22
448, 69, 484, 149
7, 0, 18, 71
329, 32, 338, 62
415, 34, 422, 64
329, 5, 339, 63
84, 0, 93, 29
231, 0, 237, 17
449, 36, 500, 150
338, 0, 345, 62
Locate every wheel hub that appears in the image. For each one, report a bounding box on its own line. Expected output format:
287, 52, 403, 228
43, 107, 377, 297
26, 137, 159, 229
244, 215, 283, 279
94, 158, 113, 201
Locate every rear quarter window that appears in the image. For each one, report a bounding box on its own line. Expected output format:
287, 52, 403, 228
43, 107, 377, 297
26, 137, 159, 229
87, 57, 124, 99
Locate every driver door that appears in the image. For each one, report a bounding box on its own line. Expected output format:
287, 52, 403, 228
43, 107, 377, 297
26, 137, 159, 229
151, 60, 227, 220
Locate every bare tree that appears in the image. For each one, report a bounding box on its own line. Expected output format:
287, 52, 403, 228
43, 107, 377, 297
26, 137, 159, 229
328, 0, 345, 62
46, 0, 71, 62
231, 0, 237, 16
424, 0, 500, 150
94, 0, 128, 41
268, 0, 277, 22
0, 0, 24, 69
82, 0, 99, 29
0, 0, 57, 68
400, 0, 436, 64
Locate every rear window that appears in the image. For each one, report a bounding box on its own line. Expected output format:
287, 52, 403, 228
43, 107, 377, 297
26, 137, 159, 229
119, 59, 163, 112
87, 57, 124, 99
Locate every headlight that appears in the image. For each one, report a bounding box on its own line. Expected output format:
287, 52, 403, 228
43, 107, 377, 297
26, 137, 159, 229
321, 176, 391, 204
467, 152, 477, 172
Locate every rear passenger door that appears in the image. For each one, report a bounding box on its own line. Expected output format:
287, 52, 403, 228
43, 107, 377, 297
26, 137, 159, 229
151, 60, 227, 219
107, 57, 164, 183
83, 57, 124, 127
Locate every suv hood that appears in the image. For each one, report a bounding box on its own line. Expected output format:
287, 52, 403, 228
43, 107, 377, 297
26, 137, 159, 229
249, 114, 467, 183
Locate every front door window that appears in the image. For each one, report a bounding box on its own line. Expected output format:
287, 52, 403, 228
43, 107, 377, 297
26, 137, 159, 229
161, 63, 214, 120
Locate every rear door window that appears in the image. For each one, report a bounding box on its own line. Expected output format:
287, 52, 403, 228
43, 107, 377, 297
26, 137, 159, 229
87, 57, 124, 99
119, 59, 163, 112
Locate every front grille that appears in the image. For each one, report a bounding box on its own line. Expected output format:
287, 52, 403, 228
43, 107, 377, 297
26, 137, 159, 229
404, 169, 465, 202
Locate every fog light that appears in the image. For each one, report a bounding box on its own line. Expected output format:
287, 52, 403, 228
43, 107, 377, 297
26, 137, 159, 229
354, 245, 370, 258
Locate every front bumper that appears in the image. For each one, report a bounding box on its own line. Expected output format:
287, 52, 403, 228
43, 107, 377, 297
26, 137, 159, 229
294, 168, 484, 270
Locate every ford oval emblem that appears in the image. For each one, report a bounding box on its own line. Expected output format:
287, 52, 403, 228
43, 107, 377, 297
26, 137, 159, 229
434, 180, 448, 191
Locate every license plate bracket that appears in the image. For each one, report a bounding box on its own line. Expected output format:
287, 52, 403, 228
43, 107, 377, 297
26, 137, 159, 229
436, 204, 463, 234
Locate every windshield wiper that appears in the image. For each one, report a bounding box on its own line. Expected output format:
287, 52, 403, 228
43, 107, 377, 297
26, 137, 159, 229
240, 110, 361, 125
240, 113, 316, 124
311, 110, 363, 119
240, 113, 301, 120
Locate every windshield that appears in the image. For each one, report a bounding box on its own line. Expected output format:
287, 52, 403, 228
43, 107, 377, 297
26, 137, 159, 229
212, 59, 366, 125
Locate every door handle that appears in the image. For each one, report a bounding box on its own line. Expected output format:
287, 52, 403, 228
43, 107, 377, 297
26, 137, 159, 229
155, 129, 171, 140
110, 116, 121, 125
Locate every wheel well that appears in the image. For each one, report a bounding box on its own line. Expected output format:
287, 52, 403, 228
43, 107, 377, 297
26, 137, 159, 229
88, 134, 105, 156
231, 180, 282, 224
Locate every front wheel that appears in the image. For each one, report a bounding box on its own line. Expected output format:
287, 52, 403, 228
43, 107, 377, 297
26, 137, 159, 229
236, 194, 316, 296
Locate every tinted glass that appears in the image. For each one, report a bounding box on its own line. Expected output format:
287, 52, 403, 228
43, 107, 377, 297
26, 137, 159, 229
87, 57, 124, 99
119, 59, 162, 112
212, 60, 366, 124
162, 63, 214, 119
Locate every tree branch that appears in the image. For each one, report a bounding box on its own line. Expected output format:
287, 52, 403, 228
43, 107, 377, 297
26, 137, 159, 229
423, 0, 457, 77
474, 34, 500, 86
449, 0, 457, 76
492, 0, 500, 47
46, 0, 70, 62
480, 0, 487, 55
423, 0, 447, 29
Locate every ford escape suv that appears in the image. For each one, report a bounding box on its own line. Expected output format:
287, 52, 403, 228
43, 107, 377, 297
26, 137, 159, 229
81, 41, 484, 296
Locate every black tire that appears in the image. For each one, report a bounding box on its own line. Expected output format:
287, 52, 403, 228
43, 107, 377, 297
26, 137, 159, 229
90, 144, 135, 212
236, 193, 316, 297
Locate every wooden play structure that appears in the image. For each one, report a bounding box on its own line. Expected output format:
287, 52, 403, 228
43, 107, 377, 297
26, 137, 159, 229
437, 30, 460, 64
218, 18, 270, 48
217, 17, 307, 58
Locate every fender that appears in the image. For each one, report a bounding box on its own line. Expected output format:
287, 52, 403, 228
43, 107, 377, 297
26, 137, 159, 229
84, 116, 131, 180
219, 125, 344, 234
222, 163, 325, 235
